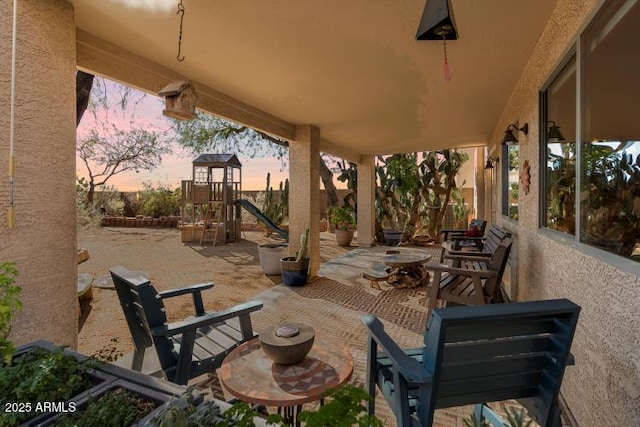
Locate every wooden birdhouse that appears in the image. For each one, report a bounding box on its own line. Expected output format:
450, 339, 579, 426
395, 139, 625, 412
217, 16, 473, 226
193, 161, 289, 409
158, 79, 198, 120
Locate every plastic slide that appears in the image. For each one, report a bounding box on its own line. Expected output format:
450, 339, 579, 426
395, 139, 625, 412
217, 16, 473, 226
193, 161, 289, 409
234, 199, 289, 241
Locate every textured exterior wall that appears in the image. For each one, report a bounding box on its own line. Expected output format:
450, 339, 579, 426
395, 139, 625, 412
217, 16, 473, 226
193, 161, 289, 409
491, 0, 640, 425
0, 1, 77, 348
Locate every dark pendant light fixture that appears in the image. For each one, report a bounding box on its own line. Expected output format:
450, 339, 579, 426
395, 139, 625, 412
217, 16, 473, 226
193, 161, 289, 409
416, 0, 458, 82
547, 121, 566, 142
416, 0, 458, 40
502, 123, 529, 145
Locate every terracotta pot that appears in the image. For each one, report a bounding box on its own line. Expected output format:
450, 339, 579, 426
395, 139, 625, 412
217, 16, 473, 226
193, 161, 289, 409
335, 229, 354, 246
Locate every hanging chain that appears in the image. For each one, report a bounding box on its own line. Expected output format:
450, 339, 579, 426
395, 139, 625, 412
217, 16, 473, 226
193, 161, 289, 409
442, 34, 448, 65
441, 30, 451, 82
176, 0, 186, 62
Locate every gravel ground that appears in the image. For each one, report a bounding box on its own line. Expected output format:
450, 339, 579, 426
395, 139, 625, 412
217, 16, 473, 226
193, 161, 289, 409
76, 226, 350, 358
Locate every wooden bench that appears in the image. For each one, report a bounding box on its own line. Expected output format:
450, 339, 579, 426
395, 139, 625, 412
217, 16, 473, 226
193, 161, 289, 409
362, 298, 581, 427
440, 219, 487, 246
362, 267, 390, 289
361, 250, 402, 289
442, 224, 511, 268
439, 219, 487, 262
428, 238, 513, 318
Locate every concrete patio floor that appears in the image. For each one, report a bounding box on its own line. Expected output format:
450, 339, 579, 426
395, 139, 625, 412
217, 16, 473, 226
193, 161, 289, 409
77, 227, 555, 426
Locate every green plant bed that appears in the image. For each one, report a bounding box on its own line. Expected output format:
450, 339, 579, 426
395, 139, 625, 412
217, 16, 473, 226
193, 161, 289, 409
0, 347, 102, 426
148, 392, 228, 427
52, 386, 158, 427
149, 384, 382, 427
1, 341, 201, 427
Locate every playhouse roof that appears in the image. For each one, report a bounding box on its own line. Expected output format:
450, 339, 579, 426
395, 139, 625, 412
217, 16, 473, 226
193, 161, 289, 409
192, 154, 242, 168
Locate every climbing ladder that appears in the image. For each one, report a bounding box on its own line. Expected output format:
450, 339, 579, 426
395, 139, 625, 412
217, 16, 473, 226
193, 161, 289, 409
200, 202, 224, 245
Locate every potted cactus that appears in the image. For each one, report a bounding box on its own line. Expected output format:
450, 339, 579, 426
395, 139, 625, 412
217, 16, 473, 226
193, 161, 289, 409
280, 229, 310, 286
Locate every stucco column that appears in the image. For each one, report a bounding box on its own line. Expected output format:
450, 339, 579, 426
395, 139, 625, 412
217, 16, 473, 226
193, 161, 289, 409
0, 0, 77, 348
356, 155, 376, 246
289, 125, 320, 276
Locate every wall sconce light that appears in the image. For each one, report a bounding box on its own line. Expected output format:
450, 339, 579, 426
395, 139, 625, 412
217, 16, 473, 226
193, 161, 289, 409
501, 123, 529, 145
547, 121, 566, 142
485, 157, 499, 169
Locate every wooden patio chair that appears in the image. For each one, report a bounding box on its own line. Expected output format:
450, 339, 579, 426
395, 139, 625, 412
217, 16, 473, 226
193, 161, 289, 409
110, 266, 263, 385
439, 219, 487, 262
427, 237, 513, 321
440, 218, 487, 244
440, 224, 511, 262
362, 298, 580, 427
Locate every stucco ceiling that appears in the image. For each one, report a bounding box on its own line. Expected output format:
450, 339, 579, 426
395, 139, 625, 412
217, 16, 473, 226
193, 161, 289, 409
70, 0, 557, 157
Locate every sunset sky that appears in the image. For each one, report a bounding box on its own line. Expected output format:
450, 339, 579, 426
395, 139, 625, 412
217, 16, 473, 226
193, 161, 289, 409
76, 79, 290, 191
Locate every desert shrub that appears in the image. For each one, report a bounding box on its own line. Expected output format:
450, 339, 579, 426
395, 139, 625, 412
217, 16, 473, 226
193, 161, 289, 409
138, 185, 181, 217
93, 187, 125, 216
76, 178, 101, 227
121, 192, 139, 217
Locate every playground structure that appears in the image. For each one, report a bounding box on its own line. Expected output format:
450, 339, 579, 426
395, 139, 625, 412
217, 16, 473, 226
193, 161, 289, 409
180, 154, 289, 244
180, 154, 242, 244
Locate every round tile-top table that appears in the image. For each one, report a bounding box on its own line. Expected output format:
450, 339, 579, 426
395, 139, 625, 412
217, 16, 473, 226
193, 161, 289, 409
383, 249, 432, 267
219, 335, 353, 424
383, 249, 432, 288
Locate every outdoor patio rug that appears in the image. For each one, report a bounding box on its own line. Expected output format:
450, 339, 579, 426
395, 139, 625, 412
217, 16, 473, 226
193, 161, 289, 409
310, 245, 444, 334
292, 276, 429, 335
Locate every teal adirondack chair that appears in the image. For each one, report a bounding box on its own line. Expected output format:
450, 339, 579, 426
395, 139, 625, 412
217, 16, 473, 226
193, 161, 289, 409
362, 299, 580, 427
110, 266, 263, 385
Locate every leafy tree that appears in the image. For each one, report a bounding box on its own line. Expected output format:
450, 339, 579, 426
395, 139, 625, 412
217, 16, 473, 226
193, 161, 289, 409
170, 111, 342, 207
171, 111, 286, 159
76, 76, 172, 205
76, 71, 146, 127
77, 127, 171, 204
76, 73, 344, 210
